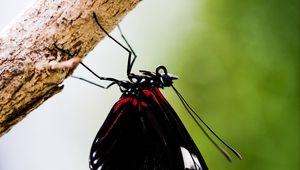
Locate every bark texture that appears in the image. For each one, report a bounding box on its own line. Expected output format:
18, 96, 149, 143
0, 0, 140, 137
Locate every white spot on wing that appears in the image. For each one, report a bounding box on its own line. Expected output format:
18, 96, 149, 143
97, 164, 103, 170
92, 151, 97, 158
93, 159, 99, 165
180, 146, 203, 170
90, 162, 103, 170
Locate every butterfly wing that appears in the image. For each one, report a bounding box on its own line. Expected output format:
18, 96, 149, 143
89, 97, 149, 170
149, 88, 208, 170
89, 89, 208, 170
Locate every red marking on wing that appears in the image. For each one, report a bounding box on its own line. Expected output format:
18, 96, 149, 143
113, 97, 132, 112
100, 97, 133, 142
137, 101, 148, 111
132, 98, 138, 106
100, 107, 126, 143
103, 89, 170, 142
140, 101, 147, 107
143, 89, 160, 104
143, 88, 170, 107
100, 97, 140, 142
153, 87, 169, 103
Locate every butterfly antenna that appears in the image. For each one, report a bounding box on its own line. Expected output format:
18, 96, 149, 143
172, 85, 242, 161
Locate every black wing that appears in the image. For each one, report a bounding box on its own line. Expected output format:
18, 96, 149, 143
89, 90, 208, 170
147, 88, 208, 170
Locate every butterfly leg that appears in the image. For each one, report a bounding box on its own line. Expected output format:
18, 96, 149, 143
92, 12, 135, 76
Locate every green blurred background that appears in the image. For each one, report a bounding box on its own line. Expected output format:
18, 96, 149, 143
0, 0, 298, 170
164, 0, 299, 169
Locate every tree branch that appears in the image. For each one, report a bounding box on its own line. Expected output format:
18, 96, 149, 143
0, 0, 140, 137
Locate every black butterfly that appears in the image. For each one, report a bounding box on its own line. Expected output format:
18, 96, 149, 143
72, 12, 242, 170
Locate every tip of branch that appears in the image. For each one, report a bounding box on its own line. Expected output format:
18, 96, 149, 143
49, 57, 81, 70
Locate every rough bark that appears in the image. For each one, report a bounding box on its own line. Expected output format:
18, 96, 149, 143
0, 0, 140, 137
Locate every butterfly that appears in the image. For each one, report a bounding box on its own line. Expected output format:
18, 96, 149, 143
69, 12, 242, 170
